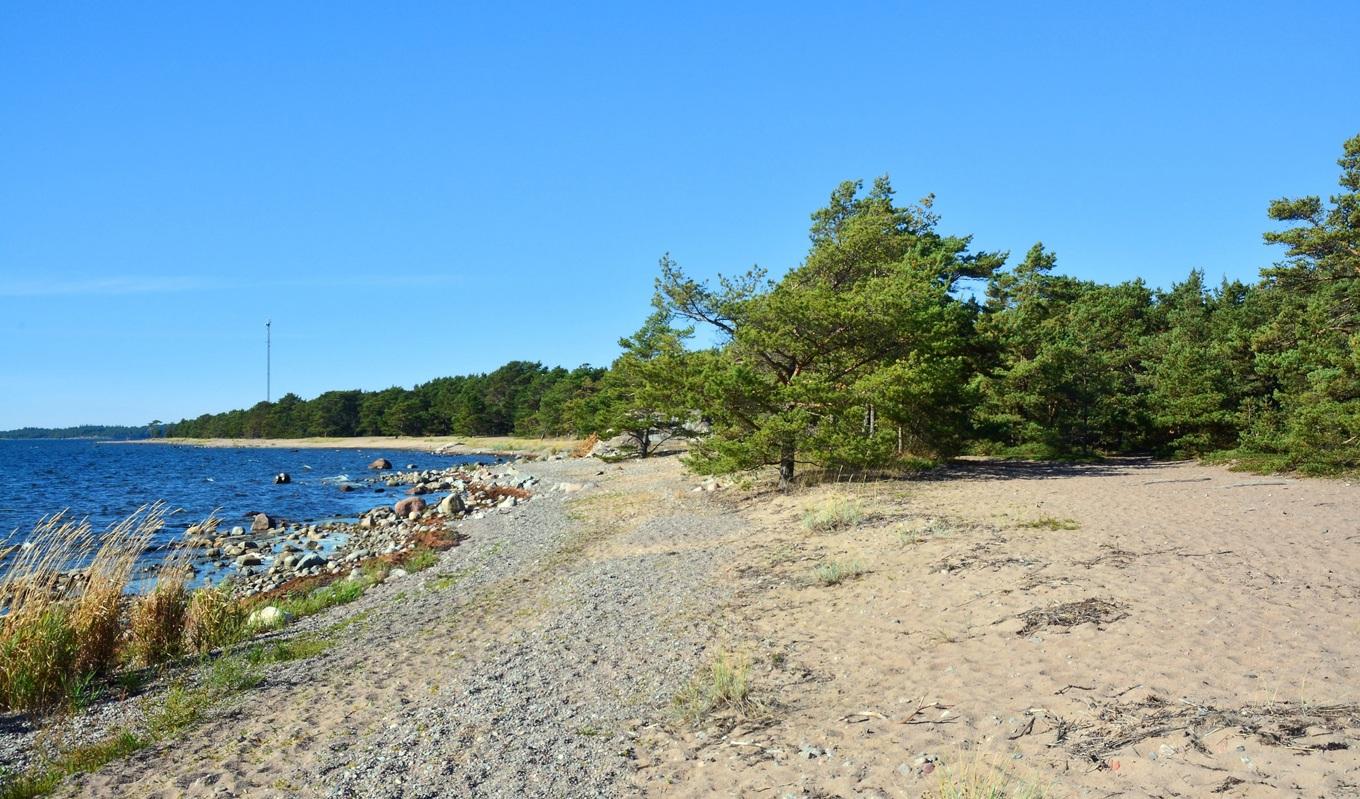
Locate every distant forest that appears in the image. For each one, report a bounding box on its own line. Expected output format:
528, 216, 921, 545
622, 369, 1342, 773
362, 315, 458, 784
165, 363, 607, 440
0, 425, 158, 440
169, 133, 1360, 479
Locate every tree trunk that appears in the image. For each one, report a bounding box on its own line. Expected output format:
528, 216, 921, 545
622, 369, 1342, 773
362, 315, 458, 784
778, 442, 796, 488
639, 429, 651, 458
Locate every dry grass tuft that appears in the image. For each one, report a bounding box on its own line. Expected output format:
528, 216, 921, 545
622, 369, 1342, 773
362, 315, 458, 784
801, 496, 865, 532
71, 509, 159, 675
1014, 597, 1127, 636
570, 433, 599, 458
930, 754, 1048, 798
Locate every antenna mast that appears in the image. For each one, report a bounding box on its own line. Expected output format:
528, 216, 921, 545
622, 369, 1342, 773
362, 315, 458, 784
266, 319, 272, 403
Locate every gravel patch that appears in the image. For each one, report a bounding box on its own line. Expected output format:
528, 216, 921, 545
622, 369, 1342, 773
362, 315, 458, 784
315, 462, 741, 798
33, 455, 742, 798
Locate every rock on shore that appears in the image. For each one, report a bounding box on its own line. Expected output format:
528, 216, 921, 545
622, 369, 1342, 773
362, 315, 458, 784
176, 460, 540, 599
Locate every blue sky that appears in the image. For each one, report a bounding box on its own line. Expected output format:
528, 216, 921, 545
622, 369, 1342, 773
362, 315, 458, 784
1, 1, 1357, 428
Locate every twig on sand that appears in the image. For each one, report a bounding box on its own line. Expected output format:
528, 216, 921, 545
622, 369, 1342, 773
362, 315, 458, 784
1056, 684, 1097, 695
1223, 481, 1289, 488
1076, 545, 1231, 568
1142, 477, 1212, 485
1007, 716, 1036, 739
839, 710, 888, 723
897, 700, 955, 725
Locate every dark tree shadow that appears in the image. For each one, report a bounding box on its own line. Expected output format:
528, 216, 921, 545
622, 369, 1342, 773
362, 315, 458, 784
919, 455, 1179, 483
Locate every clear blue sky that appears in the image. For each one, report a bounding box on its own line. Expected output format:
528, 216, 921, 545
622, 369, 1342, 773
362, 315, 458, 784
2, 1, 1356, 428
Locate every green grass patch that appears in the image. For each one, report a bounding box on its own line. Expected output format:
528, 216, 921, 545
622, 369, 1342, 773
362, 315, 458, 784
402, 548, 439, 572
967, 441, 1104, 463
274, 579, 368, 619
0, 630, 334, 798
1017, 516, 1080, 531
0, 730, 146, 799
243, 636, 331, 666
1201, 447, 1358, 477
673, 651, 758, 724
810, 559, 866, 586
321, 609, 372, 636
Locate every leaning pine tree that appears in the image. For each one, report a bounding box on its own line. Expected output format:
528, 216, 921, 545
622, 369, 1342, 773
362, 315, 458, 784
658, 177, 1003, 485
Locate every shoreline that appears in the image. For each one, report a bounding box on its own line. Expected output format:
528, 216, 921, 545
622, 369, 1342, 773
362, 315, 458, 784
105, 434, 583, 457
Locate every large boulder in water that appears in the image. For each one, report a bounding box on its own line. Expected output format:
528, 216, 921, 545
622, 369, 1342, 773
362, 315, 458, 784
273, 473, 291, 484
394, 497, 427, 518
368, 458, 392, 470
251, 513, 274, 533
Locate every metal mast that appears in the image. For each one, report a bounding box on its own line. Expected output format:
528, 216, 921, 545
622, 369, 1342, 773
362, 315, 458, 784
266, 320, 272, 403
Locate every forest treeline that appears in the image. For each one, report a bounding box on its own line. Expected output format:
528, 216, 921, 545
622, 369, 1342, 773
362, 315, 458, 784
0, 425, 154, 440
165, 362, 607, 440
169, 133, 1360, 479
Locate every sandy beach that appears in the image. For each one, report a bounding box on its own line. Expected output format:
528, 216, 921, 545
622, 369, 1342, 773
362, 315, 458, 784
11, 453, 1352, 798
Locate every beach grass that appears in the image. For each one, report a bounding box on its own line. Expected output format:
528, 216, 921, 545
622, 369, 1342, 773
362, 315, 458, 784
0, 623, 337, 799
801, 497, 865, 532
127, 566, 191, 667
185, 585, 248, 654
930, 754, 1049, 798
810, 559, 867, 586
0, 507, 164, 713
1017, 516, 1080, 531
273, 578, 367, 619
673, 651, 759, 723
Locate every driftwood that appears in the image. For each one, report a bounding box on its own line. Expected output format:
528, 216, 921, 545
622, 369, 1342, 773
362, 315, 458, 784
1058, 694, 1360, 765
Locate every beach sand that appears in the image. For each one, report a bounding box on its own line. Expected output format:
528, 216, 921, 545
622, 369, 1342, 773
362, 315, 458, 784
38, 455, 1360, 798
639, 458, 1360, 797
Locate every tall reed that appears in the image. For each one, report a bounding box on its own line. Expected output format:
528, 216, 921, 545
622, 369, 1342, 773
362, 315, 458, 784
0, 514, 93, 711
0, 506, 164, 711
71, 507, 161, 675
185, 584, 246, 654
128, 539, 192, 667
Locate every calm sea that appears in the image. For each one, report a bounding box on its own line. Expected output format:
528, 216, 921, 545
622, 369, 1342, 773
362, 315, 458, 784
0, 439, 490, 547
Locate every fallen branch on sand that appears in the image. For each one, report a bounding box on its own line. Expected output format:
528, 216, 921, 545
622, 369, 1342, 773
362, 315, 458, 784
1059, 694, 1360, 765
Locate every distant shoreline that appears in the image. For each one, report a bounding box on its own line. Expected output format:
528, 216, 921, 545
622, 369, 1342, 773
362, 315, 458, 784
107, 435, 582, 457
